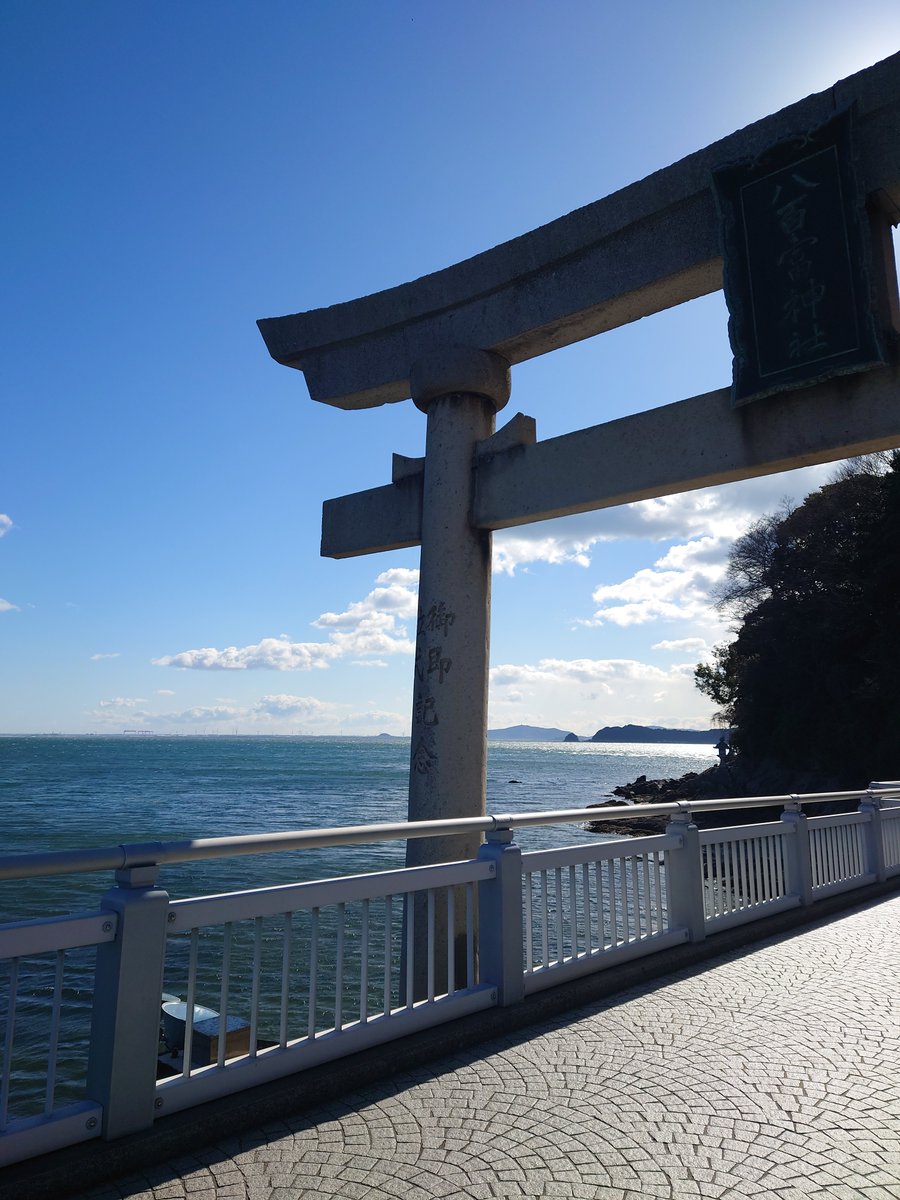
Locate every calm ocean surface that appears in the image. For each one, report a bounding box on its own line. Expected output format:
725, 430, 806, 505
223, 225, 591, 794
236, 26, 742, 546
1, 735, 715, 1116
1, 734, 716, 920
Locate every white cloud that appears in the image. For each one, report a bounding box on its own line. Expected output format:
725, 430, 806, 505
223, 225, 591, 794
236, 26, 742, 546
250, 694, 332, 719
490, 463, 833, 574
155, 568, 419, 672
0, 598, 18, 613
652, 637, 709, 654
160, 705, 242, 724
488, 655, 717, 735
90, 652, 120, 661
586, 536, 729, 628
85, 690, 408, 736
0, 515, 12, 538
493, 532, 593, 575
153, 636, 340, 671
374, 567, 419, 587
155, 689, 176, 696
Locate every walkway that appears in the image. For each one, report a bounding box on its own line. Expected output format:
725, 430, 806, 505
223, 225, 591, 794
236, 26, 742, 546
77, 895, 900, 1199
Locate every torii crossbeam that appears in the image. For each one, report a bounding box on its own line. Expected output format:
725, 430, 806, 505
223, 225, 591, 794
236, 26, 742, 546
259, 53, 900, 987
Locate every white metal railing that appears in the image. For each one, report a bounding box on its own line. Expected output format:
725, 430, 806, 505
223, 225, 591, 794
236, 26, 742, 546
808, 812, 872, 895
521, 835, 683, 992
700, 821, 794, 929
157, 859, 493, 1114
1, 782, 899, 1168
882, 806, 900, 872
0, 912, 114, 1162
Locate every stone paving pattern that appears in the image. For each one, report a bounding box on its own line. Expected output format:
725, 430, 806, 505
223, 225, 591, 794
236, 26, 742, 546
80, 896, 900, 1199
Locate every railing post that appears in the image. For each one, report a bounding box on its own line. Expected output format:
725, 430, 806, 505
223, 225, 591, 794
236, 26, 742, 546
476, 828, 524, 1006
85, 864, 170, 1139
780, 800, 813, 904
663, 806, 706, 942
859, 789, 886, 882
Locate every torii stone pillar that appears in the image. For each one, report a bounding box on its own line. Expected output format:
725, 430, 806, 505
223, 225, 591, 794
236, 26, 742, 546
405, 347, 510, 991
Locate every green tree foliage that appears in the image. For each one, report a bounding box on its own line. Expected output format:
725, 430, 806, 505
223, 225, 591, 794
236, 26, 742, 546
695, 454, 900, 788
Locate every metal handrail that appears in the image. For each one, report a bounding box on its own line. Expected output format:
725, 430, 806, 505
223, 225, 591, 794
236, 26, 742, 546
0, 786, 897, 883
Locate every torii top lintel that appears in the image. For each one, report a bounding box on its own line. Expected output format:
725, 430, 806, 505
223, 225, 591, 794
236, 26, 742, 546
257, 53, 900, 411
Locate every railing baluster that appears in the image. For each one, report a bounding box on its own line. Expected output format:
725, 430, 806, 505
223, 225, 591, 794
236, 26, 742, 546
218, 922, 233, 1067
830, 826, 840, 883
835, 826, 846, 881
630, 855, 640, 939
641, 852, 652, 937
360, 899, 369, 1024
750, 838, 760, 905
43, 949, 65, 1116
569, 864, 577, 957
466, 882, 475, 989
723, 839, 734, 911
446, 886, 455, 995
1, 957, 19, 1130
249, 916, 263, 1057
279, 913, 292, 1047
383, 894, 393, 1017
653, 850, 664, 932
582, 862, 592, 952
775, 833, 786, 897
335, 902, 345, 1031
846, 824, 855, 879
608, 859, 617, 946
427, 889, 435, 1002
619, 856, 629, 943
405, 893, 414, 1009
593, 860, 603, 946
833, 826, 842, 881
540, 870, 549, 967
714, 842, 724, 914
182, 927, 199, 1078
766, 835, 776, 898
740, 839, 750, 908
554, 867, 564, 965
308, 907, 319, 1039
852, 824, 862, 876
716, 843, 726, 914
524, 873, 534, 973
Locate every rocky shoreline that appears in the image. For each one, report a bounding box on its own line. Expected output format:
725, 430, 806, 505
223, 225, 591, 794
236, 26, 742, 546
587, 760, 858, 836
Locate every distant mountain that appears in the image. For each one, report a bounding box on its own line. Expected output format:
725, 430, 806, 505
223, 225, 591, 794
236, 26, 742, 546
487, 725, 578, 742
590, 724, 727, 744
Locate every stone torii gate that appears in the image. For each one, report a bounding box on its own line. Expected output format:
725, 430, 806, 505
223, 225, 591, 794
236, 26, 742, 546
259, 55, 900, 977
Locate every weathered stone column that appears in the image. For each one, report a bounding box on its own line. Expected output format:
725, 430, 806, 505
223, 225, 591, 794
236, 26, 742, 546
405, 346, 510, 994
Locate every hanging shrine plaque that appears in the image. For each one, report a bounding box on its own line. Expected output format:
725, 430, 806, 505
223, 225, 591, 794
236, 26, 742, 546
713, 108, 887, 406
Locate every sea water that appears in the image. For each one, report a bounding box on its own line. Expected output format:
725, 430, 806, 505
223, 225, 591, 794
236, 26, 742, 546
1, 735, 716, 918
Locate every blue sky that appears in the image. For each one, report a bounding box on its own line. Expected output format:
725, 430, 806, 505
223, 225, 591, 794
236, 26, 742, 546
2, 2, 898, 736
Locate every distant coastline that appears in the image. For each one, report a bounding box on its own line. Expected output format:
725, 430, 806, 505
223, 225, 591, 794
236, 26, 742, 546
487, 723, 724, 744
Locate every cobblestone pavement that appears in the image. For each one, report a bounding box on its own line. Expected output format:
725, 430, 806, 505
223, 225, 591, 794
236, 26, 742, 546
81, 897, 900, 1200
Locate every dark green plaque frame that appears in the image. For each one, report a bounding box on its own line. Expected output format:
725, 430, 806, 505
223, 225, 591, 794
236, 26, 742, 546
713, 108, 887, 406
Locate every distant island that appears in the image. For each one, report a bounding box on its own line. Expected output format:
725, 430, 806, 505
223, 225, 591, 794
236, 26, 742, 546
487, 724, 725, 744
590, 724, 725, 745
